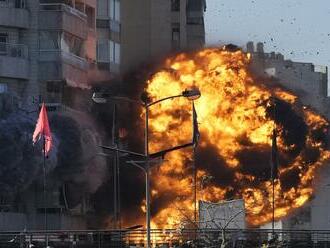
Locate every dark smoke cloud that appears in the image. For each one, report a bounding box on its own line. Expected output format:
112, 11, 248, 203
266, 97, 307, 158
196, 144, 234, 187
236, 145, 271, 180
0, 94, 107, 210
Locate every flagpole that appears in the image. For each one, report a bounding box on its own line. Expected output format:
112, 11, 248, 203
33, 102, 51, 248
112, 104, 118, 228
272, 168, 275, 236
193, 102, 197, 226
43, 134, 48, 247
192, 102, 199, 240
194, 143, 197, 225
271, 97, 276, 238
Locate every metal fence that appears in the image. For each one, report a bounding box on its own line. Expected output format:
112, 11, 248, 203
1, 229, 330, 247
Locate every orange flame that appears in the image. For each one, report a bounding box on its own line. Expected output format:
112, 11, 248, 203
143, 47, 330, 228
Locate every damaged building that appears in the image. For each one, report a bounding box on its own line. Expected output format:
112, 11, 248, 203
247, 41, 329, 118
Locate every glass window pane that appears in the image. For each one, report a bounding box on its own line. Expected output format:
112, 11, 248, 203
109, 0, 114, 20
39, 31, 61, 50
114, 0, 120, 22
109, 40, 114, 62
114, 42, 120, 64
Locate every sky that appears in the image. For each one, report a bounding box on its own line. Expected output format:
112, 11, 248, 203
205, 0, 330, 69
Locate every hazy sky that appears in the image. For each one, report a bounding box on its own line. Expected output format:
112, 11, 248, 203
205, 0, 330, 68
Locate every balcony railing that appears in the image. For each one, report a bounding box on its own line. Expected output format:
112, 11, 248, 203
0, 42, 28, 59
39, 3, 87, 20
39, 50, 88, 70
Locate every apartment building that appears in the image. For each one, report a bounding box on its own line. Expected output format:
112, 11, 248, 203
247, 42, 329, 118
0, 0, 206, 105
96, 0, 206, 75
0, 0, 98, 229
0, 0, 97, 110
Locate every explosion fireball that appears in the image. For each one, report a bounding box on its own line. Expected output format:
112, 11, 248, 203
143, 47, 330, 227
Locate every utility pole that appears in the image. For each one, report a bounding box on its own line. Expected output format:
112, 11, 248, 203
144, 104, 151, 248
111, 104, 118, 228
270, 97, 278, 238
93, 89, 201, 248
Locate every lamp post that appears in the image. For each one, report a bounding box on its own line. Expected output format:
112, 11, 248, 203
93, 89, 201, 248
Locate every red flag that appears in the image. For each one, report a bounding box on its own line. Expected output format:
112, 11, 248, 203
32, 103, 52, 155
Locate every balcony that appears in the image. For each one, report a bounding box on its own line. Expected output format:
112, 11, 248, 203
39, 4, 88, 39
0, 43, 29, 79
0, 0, 29, 29
39, 50, 89, 87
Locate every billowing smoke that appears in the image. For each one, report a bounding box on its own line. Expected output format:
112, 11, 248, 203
0, 93, 107, 210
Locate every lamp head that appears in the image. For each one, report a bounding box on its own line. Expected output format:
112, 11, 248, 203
182, 88, 201, 100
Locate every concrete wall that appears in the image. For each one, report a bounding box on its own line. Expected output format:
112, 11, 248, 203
249, 49, 329, 118
150, 0, 171, 59
0, 213, 27, 231
32, 213, 87, 230
0, 7, 29, 29
0, 212, 87, 231
311, 164, 330, 230
120, 0, 151, 73
39, 6, 88, 39
0, 56, 29, 79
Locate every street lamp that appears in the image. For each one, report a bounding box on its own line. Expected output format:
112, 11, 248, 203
93, 89, 201, 248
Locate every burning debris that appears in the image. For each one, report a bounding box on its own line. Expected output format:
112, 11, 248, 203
137, 47, 330, 228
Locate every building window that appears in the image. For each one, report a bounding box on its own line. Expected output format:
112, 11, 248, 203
39, 32, 83, 57
172, 24, 180, 49
0, 33, 8, 54
0, 83, 8, 94
15, 0, 25, 8
97, 39, 110, 63
97, 0, 108, 18
61, 32, 84, 57
39, 31, 61, 50
171, 0, 180, 11
109, 40, 120, 64
110, 0, 120, 22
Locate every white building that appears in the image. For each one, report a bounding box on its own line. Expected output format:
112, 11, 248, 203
199, 199, 246, 230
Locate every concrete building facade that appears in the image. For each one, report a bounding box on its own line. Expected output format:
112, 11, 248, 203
0, 0, 97, 110
246, 41, 329, 118
1, 0, 206, 104
96, 0, 206, 75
